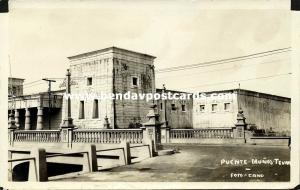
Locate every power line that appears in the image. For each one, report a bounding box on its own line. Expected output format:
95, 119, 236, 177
156, 48, 291, 73
23, 82, 45, 89
21, 48, 291, 86
178, 72, 292, 91
156, 58, 287, 80
23, 79, 43, 86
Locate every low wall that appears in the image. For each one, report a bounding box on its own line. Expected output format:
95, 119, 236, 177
168, 138, 245, 144
246, 137, 290, 146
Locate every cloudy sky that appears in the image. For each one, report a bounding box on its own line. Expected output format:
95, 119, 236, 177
9, 0, 291, 97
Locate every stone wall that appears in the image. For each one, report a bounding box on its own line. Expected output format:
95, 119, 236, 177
156, 90, 193, 129
112, 50, 155, 128
238, 90, 291, 136
193, 91, 239, 128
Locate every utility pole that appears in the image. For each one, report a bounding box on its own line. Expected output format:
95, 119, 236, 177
238, 83, 241, 110
42, 78, 56, 130
162, 84, 168, 127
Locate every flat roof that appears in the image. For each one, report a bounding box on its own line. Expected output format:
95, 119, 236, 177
197, 88, 290, 102
8, 77, 25, 81
68, 46, 156, 60
156, 88, 192, 94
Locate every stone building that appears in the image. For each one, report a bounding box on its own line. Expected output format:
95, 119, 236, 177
66, 47, 156, 129
193, 89, 291, 136
8, 77, 24, 97
8, 90, 64, 130
156, 88, 193, 129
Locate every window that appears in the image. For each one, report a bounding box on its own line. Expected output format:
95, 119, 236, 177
171, 103, 176, 111
200, 105, 205, 112
92, 99, 99, 118
12, 87, 17, 95
79, 101, 85, 119
132, 77, 138, 86
182, 104, 186, 112
160, 102, 163, 110
87, 77, 92, 86
211, 104, 218, 112
224, 103, 230, 111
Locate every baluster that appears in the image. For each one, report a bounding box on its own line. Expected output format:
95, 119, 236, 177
90, 132, 93, 143
86, 132, 89, 143
95, 131, 98, 143
99, 131, 102, 143
103, 132, 106, 143
93, 131, 96, 143
75, 132, 78, 142
130, 132, 133, 143
133, 132, 136, 144
110, 131, 113, 143
115, 132, 117, 143
88, 132, 91, 143
118, 132, 121, 143
109, 132, 112, 143
82, 132, 85, 143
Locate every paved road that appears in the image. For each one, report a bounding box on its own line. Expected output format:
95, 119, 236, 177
53, 144, 290, 182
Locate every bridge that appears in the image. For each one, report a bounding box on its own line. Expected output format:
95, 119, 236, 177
7, 70, 290, 182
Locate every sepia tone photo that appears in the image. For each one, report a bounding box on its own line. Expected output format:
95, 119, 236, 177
2, 0, 297, 189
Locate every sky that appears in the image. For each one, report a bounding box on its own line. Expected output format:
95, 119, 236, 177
8, 1, 291, 97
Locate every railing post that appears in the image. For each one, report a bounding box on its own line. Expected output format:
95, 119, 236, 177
233, 108, 247, 143
142, 104, 163, 155
28, 148, 48, 182
160, 126, 170, 143
121, 141, 131, 165
60, 69, 75, 148
8, 151, 13, 181
8, 112, 17, 146
82, 144, 97, 172
60, 127, 74, 148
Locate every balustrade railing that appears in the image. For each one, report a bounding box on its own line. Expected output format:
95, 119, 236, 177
11, 127, 234, 145
13, 130, 61, 142
170, 128, 233, 139
72, 129, 143, 144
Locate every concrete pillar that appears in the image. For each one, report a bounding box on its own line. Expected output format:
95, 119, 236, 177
8, 112, 17, 146
25, 108, 31, 130
28, 148, 48, 182
103, 116, 110, 129
82, 144, 97, 172
142, 104, 163, 156
14, 109, 20, 129
233, 108, 247, 142
60, 128, 74, 148
60, 69, 75, 148
160, 127, 170, 143
8, 151, 12, 181
122, 141, 131, 165
36, 107, 43, 130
